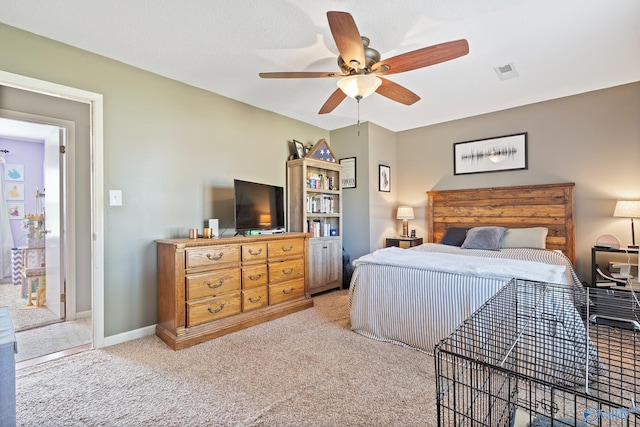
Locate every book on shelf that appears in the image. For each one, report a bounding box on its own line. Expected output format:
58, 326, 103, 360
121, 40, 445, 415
306, 194, 335, 214
306, 172, 335, 191
305, 219, 332, 237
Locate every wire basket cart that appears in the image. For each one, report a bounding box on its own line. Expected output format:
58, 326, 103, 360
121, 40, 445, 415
435, 278, 639, 426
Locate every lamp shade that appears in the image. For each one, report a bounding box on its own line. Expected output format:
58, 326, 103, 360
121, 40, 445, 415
396, 206, 415, 220
337, 75, 382, 99
613, 200, 640, 218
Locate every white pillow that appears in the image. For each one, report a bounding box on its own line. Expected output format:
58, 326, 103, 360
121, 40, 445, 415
500, 227, 548, 249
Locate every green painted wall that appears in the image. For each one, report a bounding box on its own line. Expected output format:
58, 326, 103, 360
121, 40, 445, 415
0, 23, 328, 337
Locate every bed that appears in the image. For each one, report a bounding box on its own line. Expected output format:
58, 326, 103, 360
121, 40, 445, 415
348, 183, 602, 384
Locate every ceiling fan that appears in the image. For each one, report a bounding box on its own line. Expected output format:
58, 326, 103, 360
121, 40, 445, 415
259, 11, 469, 115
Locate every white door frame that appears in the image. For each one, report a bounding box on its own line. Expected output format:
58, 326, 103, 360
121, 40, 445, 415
0, 70, 105, 348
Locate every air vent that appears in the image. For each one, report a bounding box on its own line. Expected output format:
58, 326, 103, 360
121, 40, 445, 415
493, 62, 519, 80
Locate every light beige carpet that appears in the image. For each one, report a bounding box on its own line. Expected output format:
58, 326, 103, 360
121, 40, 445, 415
15, 316, 92, 362
0, 282, 59, 331
16, 290, 439, 426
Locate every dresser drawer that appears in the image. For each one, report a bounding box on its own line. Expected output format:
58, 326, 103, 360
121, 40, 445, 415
268, 239, 304, 260
186, 269, 241, 301
269, 278, 305, 305
269, 258, 304, 284
242, 286, 268, 312
242, 243, 267, 263
242, 265, 268, 290
186, 245, 240, 269
187, 293, 241, 327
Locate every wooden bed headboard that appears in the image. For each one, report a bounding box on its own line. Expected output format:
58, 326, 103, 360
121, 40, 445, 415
426, 183, 576, 265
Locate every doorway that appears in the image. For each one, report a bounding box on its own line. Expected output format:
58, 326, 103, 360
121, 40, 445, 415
0, 68, 106, 355
0, 115, 90, 362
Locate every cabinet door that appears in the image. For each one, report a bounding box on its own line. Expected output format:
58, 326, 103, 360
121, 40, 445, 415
308, 238, 342, 293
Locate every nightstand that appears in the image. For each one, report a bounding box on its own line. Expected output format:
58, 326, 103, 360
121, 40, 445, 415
385, 237, 423, 249
591, 246, 638, 286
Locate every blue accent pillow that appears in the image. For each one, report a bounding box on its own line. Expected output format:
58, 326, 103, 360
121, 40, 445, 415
439, 228, 470, 246
461, 227, 507, 251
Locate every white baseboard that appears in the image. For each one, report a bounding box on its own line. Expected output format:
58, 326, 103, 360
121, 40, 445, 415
103, 324, 157, 347
76, 310, 92, 319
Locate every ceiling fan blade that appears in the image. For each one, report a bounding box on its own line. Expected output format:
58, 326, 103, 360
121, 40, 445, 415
375, 78, 420, 105
373, 39, 469, 75
319, 88, 347, 114
327, 11, 366, 70
259, 71, 341, 79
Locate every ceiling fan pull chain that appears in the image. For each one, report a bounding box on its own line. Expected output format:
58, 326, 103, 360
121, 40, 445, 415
356, 96, 361, 136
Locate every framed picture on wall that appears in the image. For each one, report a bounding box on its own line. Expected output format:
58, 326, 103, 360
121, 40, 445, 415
453, 132, 528, 175
4, 164, 24, 181
4, 183, 24, 200
7, 202, 23, 219
379, 165, 390, 192
339, 157, 356, 189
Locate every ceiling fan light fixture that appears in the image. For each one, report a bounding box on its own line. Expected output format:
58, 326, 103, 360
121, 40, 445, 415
337, 75, 382, 99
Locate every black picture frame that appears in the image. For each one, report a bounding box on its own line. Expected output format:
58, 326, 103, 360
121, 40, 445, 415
378, 165, 390, 192
453, 132, 528, 175
339, 157, 356, 189
293, 140, 305, 159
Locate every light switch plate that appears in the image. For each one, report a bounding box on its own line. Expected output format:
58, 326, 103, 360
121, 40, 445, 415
109, 190, 122, 206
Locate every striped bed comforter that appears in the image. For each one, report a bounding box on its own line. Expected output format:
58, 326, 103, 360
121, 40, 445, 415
348, 244, 589, 356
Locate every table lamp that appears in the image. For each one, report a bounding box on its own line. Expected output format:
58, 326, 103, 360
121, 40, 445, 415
396, 206, 414, 238
613, 200, 640, 249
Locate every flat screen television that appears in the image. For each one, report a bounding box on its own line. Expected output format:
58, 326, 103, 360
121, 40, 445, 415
234, 179, 285, 234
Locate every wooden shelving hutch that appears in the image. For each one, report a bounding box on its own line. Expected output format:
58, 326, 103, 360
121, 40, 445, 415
287, 157, 342, 294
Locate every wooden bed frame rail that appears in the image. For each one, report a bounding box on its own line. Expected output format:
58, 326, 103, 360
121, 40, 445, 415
427, 183, 576, 265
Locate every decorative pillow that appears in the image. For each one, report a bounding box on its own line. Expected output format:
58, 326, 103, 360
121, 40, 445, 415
461, 227, 507, 251
500, 227, 548, 249
439, 228, 470, 246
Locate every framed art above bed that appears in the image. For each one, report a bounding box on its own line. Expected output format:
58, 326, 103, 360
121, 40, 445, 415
453, 132, 528, 175
426, 182, 576, 265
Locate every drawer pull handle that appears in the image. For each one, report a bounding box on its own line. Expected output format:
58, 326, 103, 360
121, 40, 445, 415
206, 252, 224, 261
248, 295, 263, 303
281, 245, 293, 252
281, 287, 295, 295
206, 279, 224, 289
282, 268, 294, 275
248, 248, 262, 256
208, 303, 225, 314
248, 273, 263, 281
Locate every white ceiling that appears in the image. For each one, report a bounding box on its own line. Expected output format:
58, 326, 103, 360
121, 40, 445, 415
1, 0, 639, 132
0, 118, 55, 142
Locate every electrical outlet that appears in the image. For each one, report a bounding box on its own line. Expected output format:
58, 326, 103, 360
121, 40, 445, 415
109, 190, 123, 206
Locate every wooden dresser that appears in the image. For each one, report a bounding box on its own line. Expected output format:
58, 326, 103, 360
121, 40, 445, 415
156, 233, 313, 349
